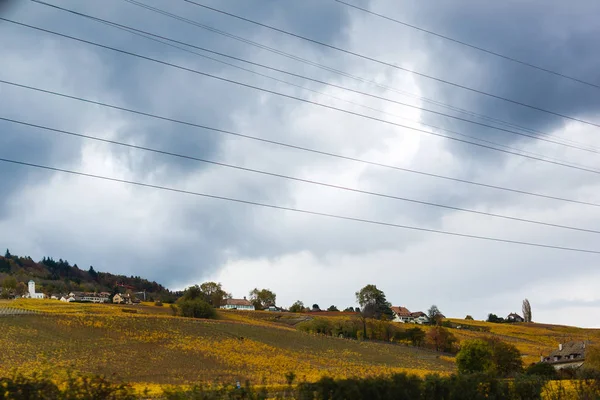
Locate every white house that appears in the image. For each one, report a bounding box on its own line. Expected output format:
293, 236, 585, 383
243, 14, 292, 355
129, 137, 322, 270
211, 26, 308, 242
220, 297, 255, 310
410, 311, 430, 325
28, 280, 45, 299
391, 306, 413, 323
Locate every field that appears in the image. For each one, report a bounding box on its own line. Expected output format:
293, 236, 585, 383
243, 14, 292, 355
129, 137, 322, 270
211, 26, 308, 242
1, 299, 599, 397
0, 300, 453, 392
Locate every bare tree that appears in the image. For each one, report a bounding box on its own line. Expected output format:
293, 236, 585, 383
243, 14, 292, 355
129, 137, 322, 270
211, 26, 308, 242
522, 299, 532, 323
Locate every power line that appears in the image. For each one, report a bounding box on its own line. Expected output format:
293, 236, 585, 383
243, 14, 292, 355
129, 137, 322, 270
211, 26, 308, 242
2, 156, 600, 254
4, 78, 600, 209
33, 0, 600, 156
119, 0, 596, 150
4, 18, 600, 175
333, 0, 600, 90
180, 0, 600, 130
6, 115, 600, 235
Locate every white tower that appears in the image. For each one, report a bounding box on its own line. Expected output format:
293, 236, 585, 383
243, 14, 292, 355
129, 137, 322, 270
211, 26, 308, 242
28, 280, 35, 296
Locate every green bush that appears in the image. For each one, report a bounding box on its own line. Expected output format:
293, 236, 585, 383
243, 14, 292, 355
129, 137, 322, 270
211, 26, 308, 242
176, 298, 216, 319
456, 338, 523, 377
525, 362, 557, 379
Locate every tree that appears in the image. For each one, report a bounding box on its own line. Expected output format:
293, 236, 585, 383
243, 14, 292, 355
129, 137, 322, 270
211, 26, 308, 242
355, 284, 393, 320
487, 313, 505, 323
456, 339, 494, 374
200, 282, 230, 307
584, 344, 600, 371
343, 307, 355, 312
428, 305, 444, 325
249, 288, 276, 310
522, 299, 532, 323
175, 285, 216, 319
88, 266, 98, 280
2, 276, 17, 290
327, 305, 339, 312
489, 338, 523, 376
425, 326, 456, 352
456, 338, 523, 377
4, 249, 11, 258
15, 282, 27, 296
406, 327, 426, 347
525, 362, 557, 379
312, 304, 321, 311
465, 315, 474, 320
289, 300, 305, 313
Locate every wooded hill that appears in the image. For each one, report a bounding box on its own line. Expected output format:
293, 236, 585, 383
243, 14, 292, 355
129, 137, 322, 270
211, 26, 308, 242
0, 249, 175, 301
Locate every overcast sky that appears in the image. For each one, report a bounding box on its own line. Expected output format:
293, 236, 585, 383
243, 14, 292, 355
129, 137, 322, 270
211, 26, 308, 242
2, 0, 600, 327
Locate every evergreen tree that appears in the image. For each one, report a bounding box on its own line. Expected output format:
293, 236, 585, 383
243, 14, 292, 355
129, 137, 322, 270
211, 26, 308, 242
4, 249, 11, 258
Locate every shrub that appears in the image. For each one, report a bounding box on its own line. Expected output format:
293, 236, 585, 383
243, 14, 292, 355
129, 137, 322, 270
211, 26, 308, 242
457, 337, 523, 377
525, 362, 557, 379
456, 339, 493, 374
176, 298, 216, 319
0, 373, 136, 400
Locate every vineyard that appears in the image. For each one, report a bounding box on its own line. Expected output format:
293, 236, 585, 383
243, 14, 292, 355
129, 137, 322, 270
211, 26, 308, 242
2, 299, 600, 398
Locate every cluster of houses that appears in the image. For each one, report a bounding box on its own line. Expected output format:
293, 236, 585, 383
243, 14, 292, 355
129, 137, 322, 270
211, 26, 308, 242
391, 306, 437, 324
22, 280, 139, 304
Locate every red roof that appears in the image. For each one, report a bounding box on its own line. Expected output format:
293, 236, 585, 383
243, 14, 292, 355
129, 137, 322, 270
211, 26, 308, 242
410, 311, 426, 317
391, 306, 411, 317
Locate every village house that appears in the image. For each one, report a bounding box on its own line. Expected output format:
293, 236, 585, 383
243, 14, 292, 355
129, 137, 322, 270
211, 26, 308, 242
112, 293, 132, 304
220, 297, 255, 311
541, 341, 588, 370
507, 313, 525, 322
68, 291, 110, 303
391, 307, 430, 324
391, 306, 413, 323
410, 311, 430, 325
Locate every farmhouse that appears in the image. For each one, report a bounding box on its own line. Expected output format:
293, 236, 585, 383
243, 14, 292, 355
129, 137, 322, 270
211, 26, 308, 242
507, 313, 525, 322
220, 297, 255, 310
541, 341, 588, 370
391, 306, 413, 323
410, 311, 430, 325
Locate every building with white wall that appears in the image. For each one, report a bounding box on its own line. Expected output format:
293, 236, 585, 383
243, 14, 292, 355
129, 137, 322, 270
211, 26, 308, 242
28, 280, 45, 299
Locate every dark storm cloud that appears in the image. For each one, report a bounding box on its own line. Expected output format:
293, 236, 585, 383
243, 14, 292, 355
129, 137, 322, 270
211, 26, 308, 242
358, 0, 600, 158
0, 0, 357, 285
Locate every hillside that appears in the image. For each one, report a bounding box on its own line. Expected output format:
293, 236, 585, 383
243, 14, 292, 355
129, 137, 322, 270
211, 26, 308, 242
2, 299, 600, 397
0, 299, 454, 388
0, 250, 174, 301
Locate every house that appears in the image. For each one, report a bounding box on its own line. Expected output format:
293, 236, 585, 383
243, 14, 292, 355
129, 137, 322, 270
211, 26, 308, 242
68, 291, 110, 303
265, 306, 280, 312
410, 311, 430, 325
507, 313, 525, 323
541, 341, 588, 370
391, 306, 413, 323
113, 294, 126, 304
220, 297, 255, 310
27, 280, 45, 299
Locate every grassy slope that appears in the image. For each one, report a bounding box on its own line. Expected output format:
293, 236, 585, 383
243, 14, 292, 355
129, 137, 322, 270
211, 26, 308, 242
447, 318, 600, 365
0, 300, 453, 387
3, 299, 598, 389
